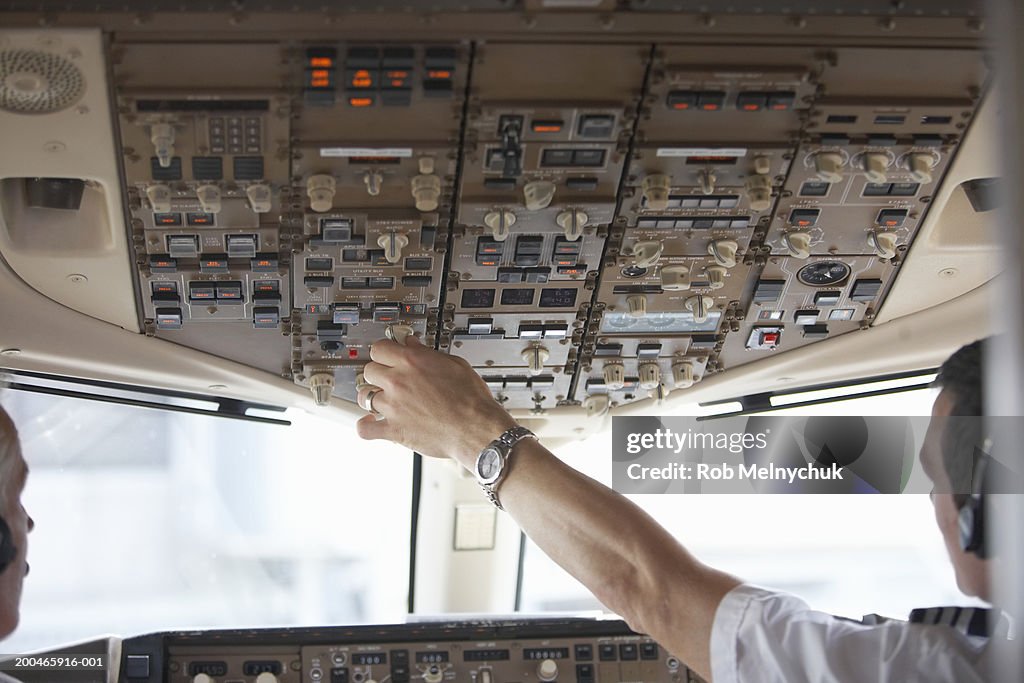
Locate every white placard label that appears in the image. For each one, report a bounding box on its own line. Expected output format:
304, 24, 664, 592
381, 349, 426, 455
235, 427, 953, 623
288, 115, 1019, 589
656, 147, 748, 158
320, 147, 414, 158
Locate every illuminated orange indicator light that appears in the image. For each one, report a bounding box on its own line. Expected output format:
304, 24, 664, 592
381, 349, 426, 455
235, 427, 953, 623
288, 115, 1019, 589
349, 97, 373, 107
256, 260, 272, 267
386, 70, 409, 78
796, 219, 813, 227
742, 104, 761, 111
701, 103, 720, 111
427, 70, 451, 79
351, 69, 373, 87
672, 102, 691, 110
309, 57, 333, 68
532, 120, 563, 133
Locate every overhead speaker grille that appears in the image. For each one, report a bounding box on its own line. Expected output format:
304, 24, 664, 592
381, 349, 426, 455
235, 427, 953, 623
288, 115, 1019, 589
0, 49, 85, 114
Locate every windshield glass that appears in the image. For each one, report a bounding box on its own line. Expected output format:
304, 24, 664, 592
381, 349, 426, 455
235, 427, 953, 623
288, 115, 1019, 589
2, 391, 412, 653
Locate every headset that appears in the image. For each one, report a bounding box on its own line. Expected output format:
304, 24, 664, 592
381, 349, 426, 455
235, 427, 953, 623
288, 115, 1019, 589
0, 514, 16, 574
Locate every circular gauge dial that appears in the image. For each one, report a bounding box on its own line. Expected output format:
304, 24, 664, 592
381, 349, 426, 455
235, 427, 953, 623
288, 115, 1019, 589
797, 260, 852, 287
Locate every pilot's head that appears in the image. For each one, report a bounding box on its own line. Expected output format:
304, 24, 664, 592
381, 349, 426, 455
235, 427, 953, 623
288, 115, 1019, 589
0, 406, 32, 640
919, 339, 991, 601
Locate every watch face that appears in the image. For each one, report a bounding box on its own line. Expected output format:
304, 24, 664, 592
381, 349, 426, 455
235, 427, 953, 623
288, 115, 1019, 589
476, 447, 503, 484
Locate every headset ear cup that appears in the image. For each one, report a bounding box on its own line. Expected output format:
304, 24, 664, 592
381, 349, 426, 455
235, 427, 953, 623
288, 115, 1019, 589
0, 515, 15, 574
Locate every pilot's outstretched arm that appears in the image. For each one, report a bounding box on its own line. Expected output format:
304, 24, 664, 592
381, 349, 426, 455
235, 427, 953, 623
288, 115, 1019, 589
356, 336, 740, 681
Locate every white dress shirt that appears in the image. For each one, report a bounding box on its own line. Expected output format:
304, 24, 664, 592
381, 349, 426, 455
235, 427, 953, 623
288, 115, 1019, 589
710, 584, 995, 682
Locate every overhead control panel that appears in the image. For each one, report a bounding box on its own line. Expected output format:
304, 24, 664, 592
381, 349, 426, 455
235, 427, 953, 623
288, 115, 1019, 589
117, 618, 702, 683
100, 27, 985, 411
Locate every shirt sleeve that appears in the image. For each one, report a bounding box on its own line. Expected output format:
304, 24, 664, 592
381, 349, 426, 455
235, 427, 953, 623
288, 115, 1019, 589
709, 584, 992, 683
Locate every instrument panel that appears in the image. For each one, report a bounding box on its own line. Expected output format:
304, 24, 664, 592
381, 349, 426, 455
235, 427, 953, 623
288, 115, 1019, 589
117, 619, 700, 683
0, 6, 986, 412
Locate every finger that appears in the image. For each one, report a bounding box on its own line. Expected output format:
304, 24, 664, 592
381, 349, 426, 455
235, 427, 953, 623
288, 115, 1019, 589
356, 385, 388, 414
356, 413, 392, 441
361, 362, 393, 389
369, 338, 407, 366
404, 332, 423, 347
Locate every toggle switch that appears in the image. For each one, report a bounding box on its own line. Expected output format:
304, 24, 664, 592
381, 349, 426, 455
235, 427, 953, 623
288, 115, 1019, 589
631, 240, 664, 268
862, 153, 889, 184
523, 180, 556, 211
685, 295, 714, 324
638, 362, 661, 391
196, 184, 222, 214
522, 345, 550, 375
603, 363, 626, 391
783, 231, 812, 259
745, 174, 773, 212
411, 174, 441, 212
752, 155, 772, 176
245, 183, 272, 213
150, 122, 175, 168
484, 209, 516, 241
707, 239, 738, 268
867, 230, 898, 259
672, 360, 695, 389
697, 167, 717, 195
364, 170, 383, 196
308, 372, 335, 407
556, 208, 588, 241
584, 394, 610, 417
813, 152, 844, 183
908, 153, 936, 184
705, 265, 727, 290
626, 294, 647, 318
377, 231, 410, 264
641, 174, 671, 211
660, 264, 691, 291
307, 174, 336, 213
146, 184, 172, 213
418, 156, 436, 175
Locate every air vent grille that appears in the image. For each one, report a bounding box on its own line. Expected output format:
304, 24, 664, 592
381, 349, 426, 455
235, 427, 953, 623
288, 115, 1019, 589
0, 49, 84, 114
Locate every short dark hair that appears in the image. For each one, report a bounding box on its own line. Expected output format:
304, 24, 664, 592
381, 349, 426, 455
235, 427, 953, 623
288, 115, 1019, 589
934, 338, 987, 501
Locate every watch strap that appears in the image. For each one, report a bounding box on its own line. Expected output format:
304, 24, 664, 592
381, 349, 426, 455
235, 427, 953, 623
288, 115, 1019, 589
480, 425, 536, 510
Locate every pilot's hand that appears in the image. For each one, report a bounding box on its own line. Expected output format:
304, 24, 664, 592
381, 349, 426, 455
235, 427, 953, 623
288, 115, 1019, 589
355, 336, 517, 468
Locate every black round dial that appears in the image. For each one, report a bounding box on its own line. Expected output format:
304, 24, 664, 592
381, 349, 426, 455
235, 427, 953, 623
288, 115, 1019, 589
797, 260, 852, 287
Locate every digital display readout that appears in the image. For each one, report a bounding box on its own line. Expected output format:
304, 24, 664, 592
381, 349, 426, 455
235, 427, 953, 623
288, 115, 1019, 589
538, 288, 577, 308
500, 288, 535, 306
415, 652, 449, 664
523, 648, 570, 661
463, 650, 509, 662
461, 288, 496, 309
352, 653, 387, 666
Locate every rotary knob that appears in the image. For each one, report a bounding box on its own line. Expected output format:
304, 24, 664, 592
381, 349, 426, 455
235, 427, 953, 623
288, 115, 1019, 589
385, 324, 415, 346
641, 173, 671, 211
697, 167, 717, 195
245, 183, 273, 213
672, 361, 695, 389
377, 232, 409, 264
537, 659, 559, 682
783, 231, 812, 260
813, 152, 844, 183
745, 174, 773, 212
626, 294, 647, 318
631, 240, 664, 268
685, 295, 714, 324
660, 264, 691, 291
862, 152, 889, 184
307, 174, 336, 213
483, 209, 516, 241
603, 363, 626, 391
707, 239, 738, 268
556, 209, 588, 241
308, 372, 335, 407
412, 174, 442, 212
145, 183, 172, 213
908, 153, 936, 184
424, 666, 443, 683
705, 265, 727, 290
638, 362, 661, 391
196, 184, 222, 214
192, 675, 213, 683
524, 180, 556, 211
255, 673, 279, 683
867, 230, 898, 259
522, 346, 550, 375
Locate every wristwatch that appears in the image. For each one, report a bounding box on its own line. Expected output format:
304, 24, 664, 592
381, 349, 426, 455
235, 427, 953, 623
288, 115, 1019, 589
475, 425, 537, 510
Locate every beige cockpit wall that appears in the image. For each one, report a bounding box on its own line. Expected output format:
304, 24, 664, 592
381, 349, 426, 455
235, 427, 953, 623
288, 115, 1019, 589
0, 5, 1001, 441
